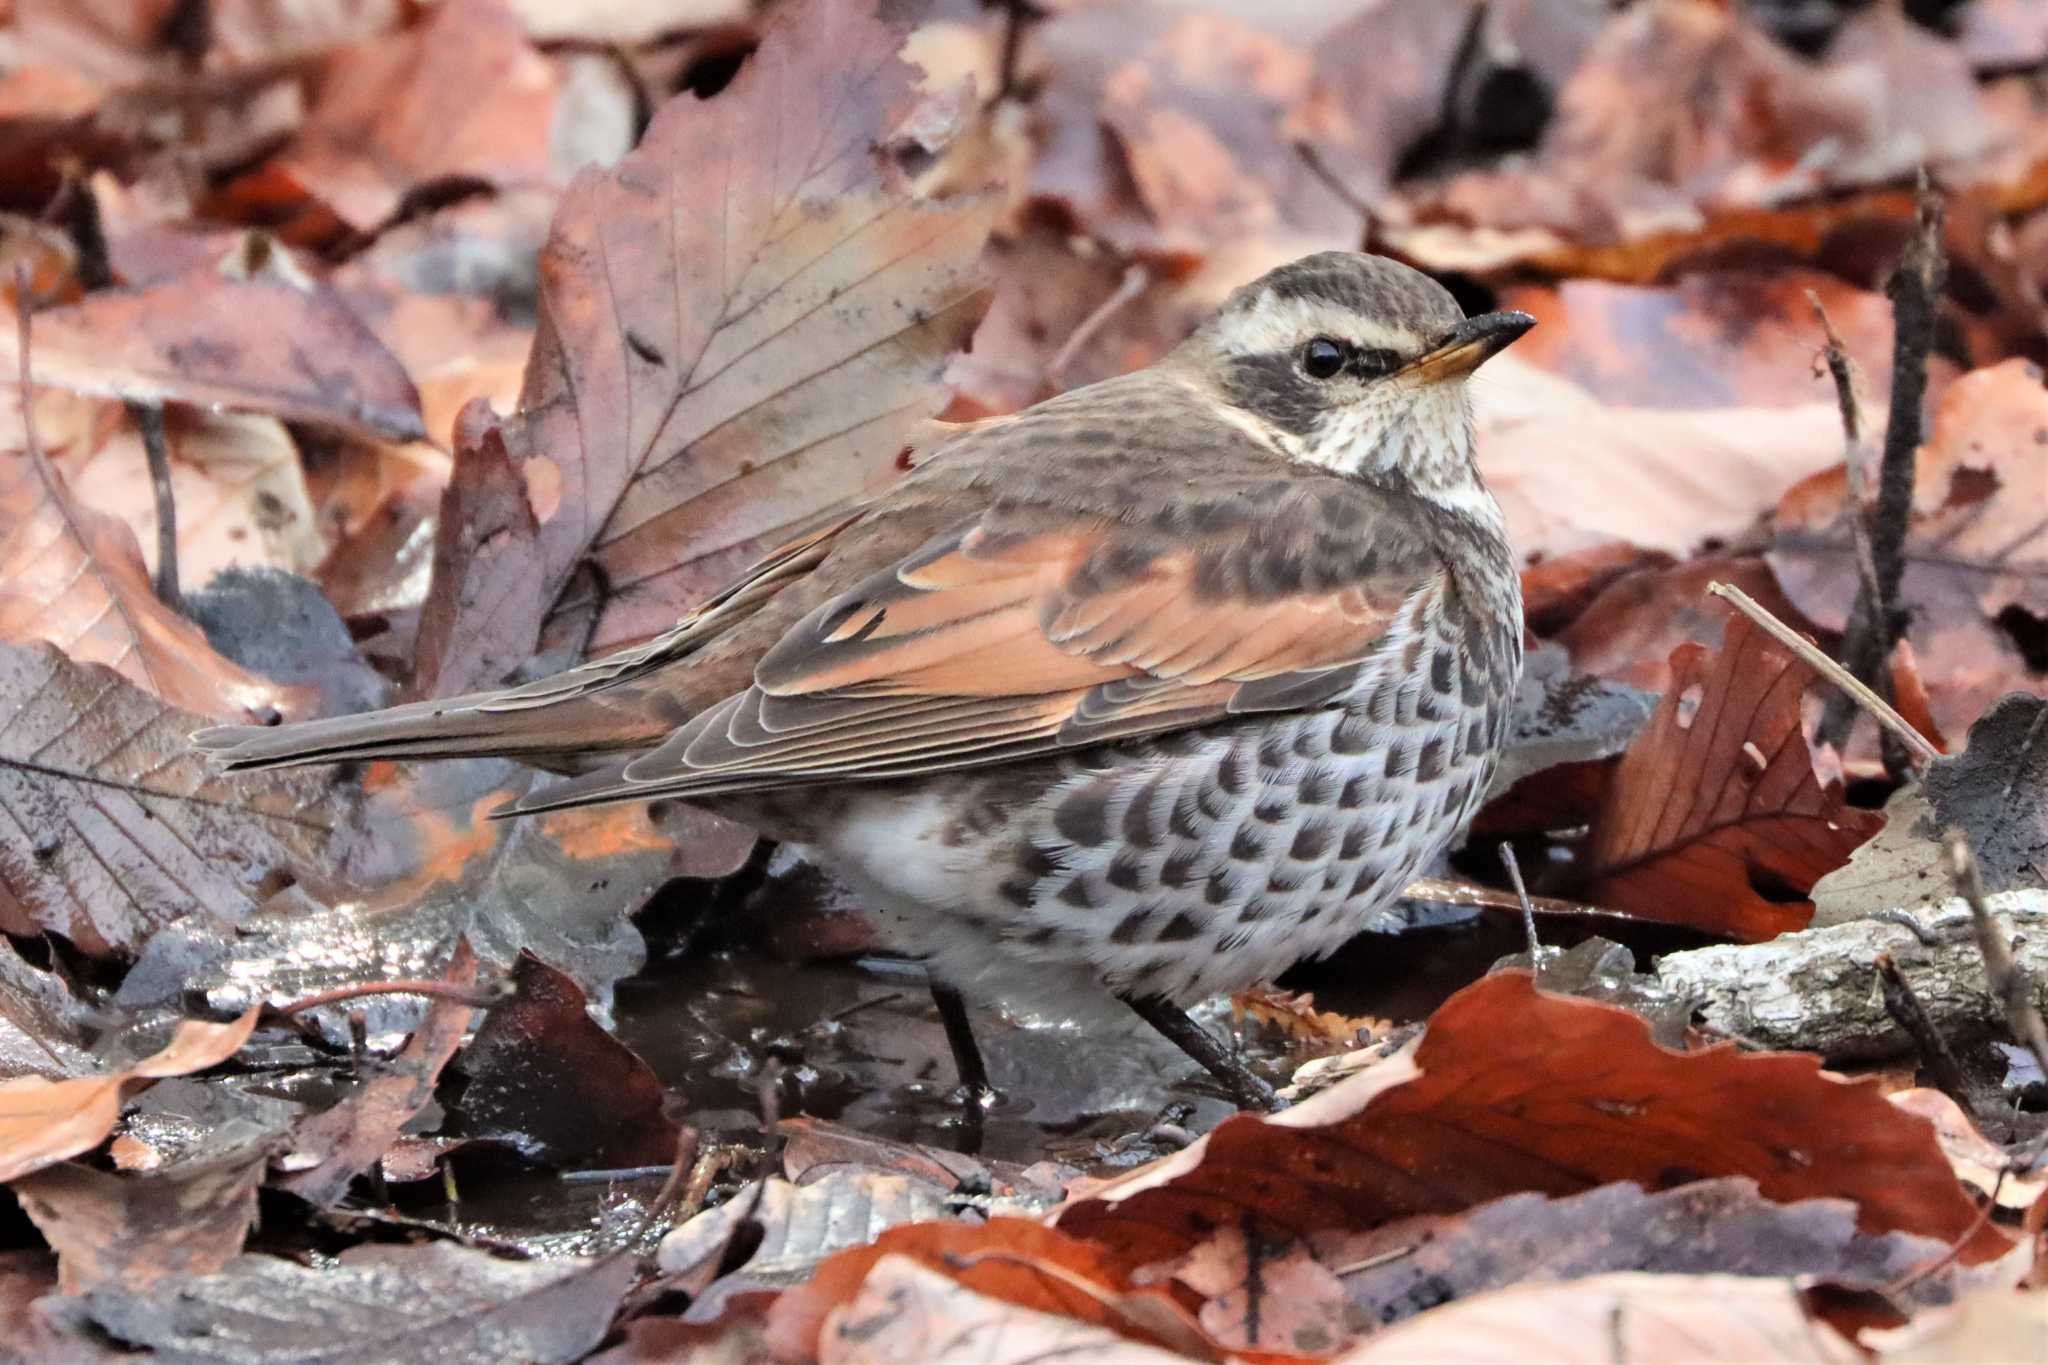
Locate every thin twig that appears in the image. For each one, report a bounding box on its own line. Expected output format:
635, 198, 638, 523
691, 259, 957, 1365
1294, 141, 1376, 244
1808, 291, 1883, 616
1401, 874, 1629, 923
1707, 581, 1938, 768
132, 403, 180, 606
1945, 829, 2048, 1086
1822, 173, 1946, 773
1047, 263, 1149, 391
270, 977, 510, 1017
53, 177, 183, 609
1874, 952, 1971, 1104
1887, 1166, 2003, 1296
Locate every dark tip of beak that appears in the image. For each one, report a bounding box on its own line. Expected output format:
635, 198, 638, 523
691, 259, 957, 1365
1401, 310, 1536, 381
1456, 310, 1537, 355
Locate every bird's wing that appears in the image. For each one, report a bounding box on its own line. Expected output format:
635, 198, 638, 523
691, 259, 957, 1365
511, 478, 1446, 812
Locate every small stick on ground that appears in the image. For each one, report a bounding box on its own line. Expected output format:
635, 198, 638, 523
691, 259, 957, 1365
1821, 173, 1946, 774
53, 178, 183, 609
1874, 952, 1971, 1104
271, 977, 511, 1017
1708, 580, 1938, 768
1808, 292, 1883, 618
1048, 263, 1150, 391
1945, 829, 2048, 1085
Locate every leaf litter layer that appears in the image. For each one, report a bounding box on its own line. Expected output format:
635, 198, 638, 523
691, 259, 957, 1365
1, 0, 2046, 1359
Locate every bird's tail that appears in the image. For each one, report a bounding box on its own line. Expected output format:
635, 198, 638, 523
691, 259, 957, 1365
191, 687, 658, 773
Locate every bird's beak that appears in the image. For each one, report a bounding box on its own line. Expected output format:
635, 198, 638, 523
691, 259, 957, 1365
1400, 311, 1536, 383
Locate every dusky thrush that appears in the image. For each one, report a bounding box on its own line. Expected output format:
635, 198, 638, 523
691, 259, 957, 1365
197, 251, 1533, 1109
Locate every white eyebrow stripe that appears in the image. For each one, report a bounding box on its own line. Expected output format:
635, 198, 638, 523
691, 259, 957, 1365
1221, 294, 1422, 356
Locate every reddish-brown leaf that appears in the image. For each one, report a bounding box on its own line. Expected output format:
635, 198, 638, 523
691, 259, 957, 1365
1054, 972, 2004, 1271
265, 0, 559, 232
1, 236, 423, 443
1577, 610, 1882, 939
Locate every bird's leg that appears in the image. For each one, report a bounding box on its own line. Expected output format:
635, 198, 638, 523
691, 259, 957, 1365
929, 978, 996, 1109
1121, 993, 1279, 1111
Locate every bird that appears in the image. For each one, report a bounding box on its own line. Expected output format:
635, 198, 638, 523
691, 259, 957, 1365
196, 251, 1533, 1111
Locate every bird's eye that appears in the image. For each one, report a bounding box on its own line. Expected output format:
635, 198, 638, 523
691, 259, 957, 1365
1353, 347, 1400, 378
1301, 337, 1347, 380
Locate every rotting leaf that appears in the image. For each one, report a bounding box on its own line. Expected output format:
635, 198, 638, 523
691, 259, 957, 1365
0, 643, 334, 957
1576, 610, 1883, 940
1319, 1179, 1951, 1347
1335, 1271, 1861, 1364
0, 1006, 258, 1183
451, 950, 679, 1171
1812, 694, 2048, 923
273, 940, 481, 1208
1053, 972, 2007, 1271
66, 1242, 635, 1365
470, 0, 997, 662
13, 1138, 270, 1294
1, 235, 424, 443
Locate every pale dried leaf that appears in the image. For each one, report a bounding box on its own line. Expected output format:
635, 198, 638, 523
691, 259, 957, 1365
0, 1008, 258, 1183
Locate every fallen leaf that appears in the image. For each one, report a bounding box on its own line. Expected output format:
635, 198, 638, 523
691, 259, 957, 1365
68, 1242, 634, 1365
471, 0, 997, 662
0, 643, 334, 956
1055, 972, 2006, 1269
1333, 1271, 1860, 1364
1556, 555, 1819, 697
2, 233, 425, 443
1811, 694, 2047, 923
13, 1139, 269, 1294
1577, 609, 1884, 939
2, 392, 302, 719
451, 950, 679, 1170
265, 0, 560, 232
770, 1218, 1209, 1364
1319, 1178, 1949, 1348
0, 1006, 258, 1183
1474, 355, 1850, 563
273, 939, 480, 1207
0, 935, 95, 1081
817, 1255, 1201, 1365
1770, 359, 2048, 745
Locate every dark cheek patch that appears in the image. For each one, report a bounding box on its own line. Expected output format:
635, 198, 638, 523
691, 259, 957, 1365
1223, 353, 1324, 438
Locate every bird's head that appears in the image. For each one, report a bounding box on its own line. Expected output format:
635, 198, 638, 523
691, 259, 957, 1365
1176, 251, 1533, 495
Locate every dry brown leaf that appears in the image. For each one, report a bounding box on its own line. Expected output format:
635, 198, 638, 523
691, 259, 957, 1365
1770, 358, 2048, 744
1556, 554, 1818, 697
1577, 610, 1883, 940
273, 940, 479, 1208
1332, 1271, 1860, 1364
1, 234, 424, 443
1474, 354, 1848, 563
1055, 972, 2005, 1270
1, 398, 300, 719
0, 1007, 258, 1183
13, 1142, 269, 1294
769, 1217, 1212, 1364
816, 1256, 1205, 1365
0, 643, 334, 956
266, 0, 559, 232
469, 0, 998, 662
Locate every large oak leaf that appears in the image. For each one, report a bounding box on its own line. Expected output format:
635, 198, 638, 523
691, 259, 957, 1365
417, 0, 997, 695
